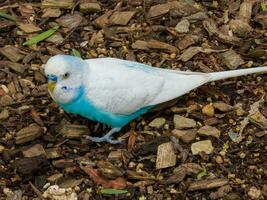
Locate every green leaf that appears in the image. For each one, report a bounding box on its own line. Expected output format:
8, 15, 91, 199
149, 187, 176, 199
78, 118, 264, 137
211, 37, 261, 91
71, 49, 81, 58
0, 11, 16, 21
23, 25, 60, 46
197, 168, 208, 180
261, 2, 267, 11
100, 188, 128, 195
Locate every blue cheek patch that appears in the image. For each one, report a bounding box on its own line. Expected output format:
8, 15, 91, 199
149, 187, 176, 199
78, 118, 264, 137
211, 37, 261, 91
61, 86, 73, 93
62, 86, 68, 91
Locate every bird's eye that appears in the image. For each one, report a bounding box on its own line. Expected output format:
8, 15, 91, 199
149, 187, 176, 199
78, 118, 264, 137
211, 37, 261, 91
63, 72, 70, 79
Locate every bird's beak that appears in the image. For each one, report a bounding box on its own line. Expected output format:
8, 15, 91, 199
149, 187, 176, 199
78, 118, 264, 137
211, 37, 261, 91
48, 81, 56, 92
47, 75, 58, 92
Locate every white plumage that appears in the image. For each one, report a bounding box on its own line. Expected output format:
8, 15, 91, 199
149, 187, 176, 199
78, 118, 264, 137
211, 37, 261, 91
84, 58, 210, 114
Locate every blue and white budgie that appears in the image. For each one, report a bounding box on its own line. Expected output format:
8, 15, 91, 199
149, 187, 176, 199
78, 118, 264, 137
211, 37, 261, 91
45, 55, 267, 144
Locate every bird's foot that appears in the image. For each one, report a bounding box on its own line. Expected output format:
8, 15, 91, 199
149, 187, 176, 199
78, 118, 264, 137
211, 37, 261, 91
85, 127, 123, 144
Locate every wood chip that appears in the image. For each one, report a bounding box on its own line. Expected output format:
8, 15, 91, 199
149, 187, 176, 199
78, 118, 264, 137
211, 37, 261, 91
254, 14, 267, 29
249, 111, 267, 129
52, 159, 74, 168
191, 140, 214, 155
0, 19, 15, 29
175, 19, 190, 33
47, 173, 63, 182
209, 185, 232, 200
80, 0, 101, 13
97, 161, 124, 179
56, 13, 83, 30
46, 32, 64, 45
162, 166, 187, 184
0, 108, 9, 120
213, 102, 234, 112
94, 10, 113, 28
188, 178, 229, 191
176, 28, 203, 50
229, 19, 252, 37
126, 170, 155, 180
238, 2, 252, 22
132, 39, 178, 53
42, 8, 61, 18
22, 144, 46, 157
173, 115, 197, 129
172, 129, 197, 143
59, 178, 84, 188
197, 125, 221, 139
0, 61, 25, 73
203, 19, 241, 46
156, 142, 176, 169
108, 150, 123, 161
255, 131, 267, 138
42, 0, 75, 9
149, 117, 166, 128
45, 148, 62, 159
179, 46, 201, 61
15, 124, 43, 144
184, 11, 208, 21
59, 124, 89, 139
18, 23, 42, 33
0, 95, 14, 106
169, 0, 199, 17
11, 156, 49, 175
219, 50, 245, 69
109, 11, 136, 26
0, 45, 25, 62
148, 3, 170, 18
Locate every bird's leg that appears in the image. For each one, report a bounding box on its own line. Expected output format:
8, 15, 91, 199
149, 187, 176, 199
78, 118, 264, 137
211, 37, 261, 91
85, 127, 122, 144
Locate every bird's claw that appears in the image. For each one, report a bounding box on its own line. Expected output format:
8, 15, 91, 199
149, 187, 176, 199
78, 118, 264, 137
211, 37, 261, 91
84, 135, 123, 144
84, 127, 123, 144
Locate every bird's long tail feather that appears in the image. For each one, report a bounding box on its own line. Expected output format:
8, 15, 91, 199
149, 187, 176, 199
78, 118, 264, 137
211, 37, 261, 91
209, 66, 267, 82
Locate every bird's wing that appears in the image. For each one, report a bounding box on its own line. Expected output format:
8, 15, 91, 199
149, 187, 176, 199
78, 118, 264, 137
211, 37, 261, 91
84, 58, 211, 115
84, 58, 165, 114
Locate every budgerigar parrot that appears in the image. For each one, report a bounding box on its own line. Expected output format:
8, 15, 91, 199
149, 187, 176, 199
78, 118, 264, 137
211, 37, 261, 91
44, 55, 267, 144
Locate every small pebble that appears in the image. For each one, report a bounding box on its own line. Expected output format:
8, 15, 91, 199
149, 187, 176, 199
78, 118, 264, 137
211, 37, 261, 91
248, 186, 262, 200
170, 53, 176, 59
215, 155, 223, 164
202, 104, 215, 117
0, 145, 5, 153
239, 152, 246, 159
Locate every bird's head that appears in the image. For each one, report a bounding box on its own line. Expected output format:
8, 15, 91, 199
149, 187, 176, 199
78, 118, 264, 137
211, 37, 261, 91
44, 55, 86, 104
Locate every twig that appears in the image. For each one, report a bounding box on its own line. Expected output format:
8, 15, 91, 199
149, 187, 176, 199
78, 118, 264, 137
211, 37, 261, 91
29, 181, 45, 200
71, 0, 80, 15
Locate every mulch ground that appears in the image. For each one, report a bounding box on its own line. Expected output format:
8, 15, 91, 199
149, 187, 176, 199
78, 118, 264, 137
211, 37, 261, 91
0, 0, 266, 199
